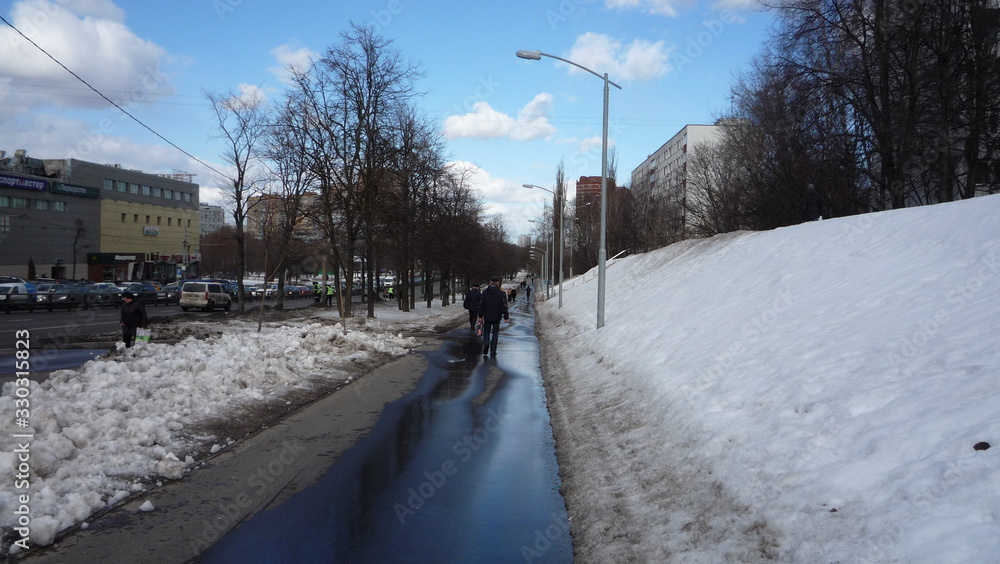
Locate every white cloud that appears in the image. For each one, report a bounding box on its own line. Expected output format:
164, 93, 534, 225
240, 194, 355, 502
269, 44, 318, 85
604, 0, 696, 17
563, 32, 671, 82
0, 0, 173, 110
443, 93, 556, 142
447, 160, 550, 237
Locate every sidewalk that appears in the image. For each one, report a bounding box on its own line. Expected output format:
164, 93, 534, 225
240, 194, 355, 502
18, 339, 440, 563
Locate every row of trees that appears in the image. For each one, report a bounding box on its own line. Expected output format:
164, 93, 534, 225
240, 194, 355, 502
205, 24, 522, 317
595, 0, 1000, 256
680, 0, 1000, 238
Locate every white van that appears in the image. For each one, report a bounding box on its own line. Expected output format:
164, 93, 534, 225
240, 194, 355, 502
179, 281, 232, 312
0, 282, 38, 313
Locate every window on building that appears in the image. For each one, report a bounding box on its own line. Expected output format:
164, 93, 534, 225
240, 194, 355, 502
146, 215, 150, 223
157, 216, 161, 225
0, 196, 8, 207
12, 198, 27, 209
0, 216, 8, 233
165, 189, 173, 199
35, 200, 49, 211
175, 191, 182, 201
187, 219, 191, 227
142, 185, 151, 195
154, 187, 162, 197
116, 181, 126, 192
121, 213, 127, 222
168, 218, 172, 226
130, 183, 139, 194
52, 201, 66, 212
184, 193, 192, 202
103, 179, 113, 191
133, 214, 139, 223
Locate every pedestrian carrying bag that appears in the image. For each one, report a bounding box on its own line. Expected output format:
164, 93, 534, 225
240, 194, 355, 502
136, 327, 152, 345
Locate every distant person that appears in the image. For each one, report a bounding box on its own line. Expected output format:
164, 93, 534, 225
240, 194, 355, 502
119, 291, 148, 348
478, 275, 510, 357
508, 287, 517, 303
326, 284, 334, 306
803, 183, 824, 222
463, 283, 482, 332
524, 285, 532, 302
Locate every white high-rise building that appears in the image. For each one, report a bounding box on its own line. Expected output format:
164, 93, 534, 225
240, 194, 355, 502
631, 124, 722, 203
200, 203, 226, 235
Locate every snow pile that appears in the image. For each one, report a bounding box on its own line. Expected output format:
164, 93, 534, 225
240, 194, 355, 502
539, 194, 1000, 563
0, 313, 440, 548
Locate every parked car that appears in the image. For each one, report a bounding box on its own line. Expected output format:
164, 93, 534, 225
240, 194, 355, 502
0, 282, 38, 313
179, 281, 232, 312
159, 283, 180, 305
122, 283, 158, 304
37, 284, 90, 311
84, 284, 122, 307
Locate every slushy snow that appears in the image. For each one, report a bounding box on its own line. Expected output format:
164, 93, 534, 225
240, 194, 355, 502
536, 194, 1000, 563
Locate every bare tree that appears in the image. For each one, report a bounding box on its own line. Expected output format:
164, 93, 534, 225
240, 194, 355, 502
259, 95, 317, 311
206, 87, 267, 313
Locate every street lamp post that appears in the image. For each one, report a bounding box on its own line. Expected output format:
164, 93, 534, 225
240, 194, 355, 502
523, 183, 564, 308
516, 49, 621, 328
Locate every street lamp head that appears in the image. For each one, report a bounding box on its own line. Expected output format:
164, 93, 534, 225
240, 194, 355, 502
522, 183, 535, 189
516, 50, 542, 60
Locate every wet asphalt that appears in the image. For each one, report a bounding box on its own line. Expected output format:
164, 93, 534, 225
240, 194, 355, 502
197, 297, 573, 563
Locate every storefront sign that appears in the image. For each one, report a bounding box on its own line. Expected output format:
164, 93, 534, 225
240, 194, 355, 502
51, 182, 100, 198
144, 225, 159, 236
88, 253, 141, 264
0, 173, 47, 191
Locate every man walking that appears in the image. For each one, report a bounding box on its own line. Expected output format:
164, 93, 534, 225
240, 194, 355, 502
119, 291, 148, 348
478, 276, 510, 357
463, 283, 482, 332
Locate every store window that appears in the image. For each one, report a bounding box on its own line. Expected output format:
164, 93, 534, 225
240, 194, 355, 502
12, 198, 27, 208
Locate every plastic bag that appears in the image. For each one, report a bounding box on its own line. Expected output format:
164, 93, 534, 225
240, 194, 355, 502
136, 327, 152, 345
476, 318, 483, 336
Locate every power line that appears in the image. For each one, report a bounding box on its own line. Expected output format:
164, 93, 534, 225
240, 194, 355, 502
0, 14, 228, 180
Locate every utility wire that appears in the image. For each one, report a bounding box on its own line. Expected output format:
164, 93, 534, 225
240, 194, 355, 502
0, 14, 229, 181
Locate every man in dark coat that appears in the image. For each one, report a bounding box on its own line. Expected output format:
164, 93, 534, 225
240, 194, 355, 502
803, 183, 824, 222
478, 276, 510, 357
119, 291, 148, 348
462, 283, 482, 332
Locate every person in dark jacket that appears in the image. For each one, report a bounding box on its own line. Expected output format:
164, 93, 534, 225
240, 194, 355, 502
119, 291, 148, 348
478, 276, 510, 357
462, 283, 482, 332
803, 183, 824, 222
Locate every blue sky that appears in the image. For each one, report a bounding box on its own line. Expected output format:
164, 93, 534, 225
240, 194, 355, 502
0, 0, 774, 239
